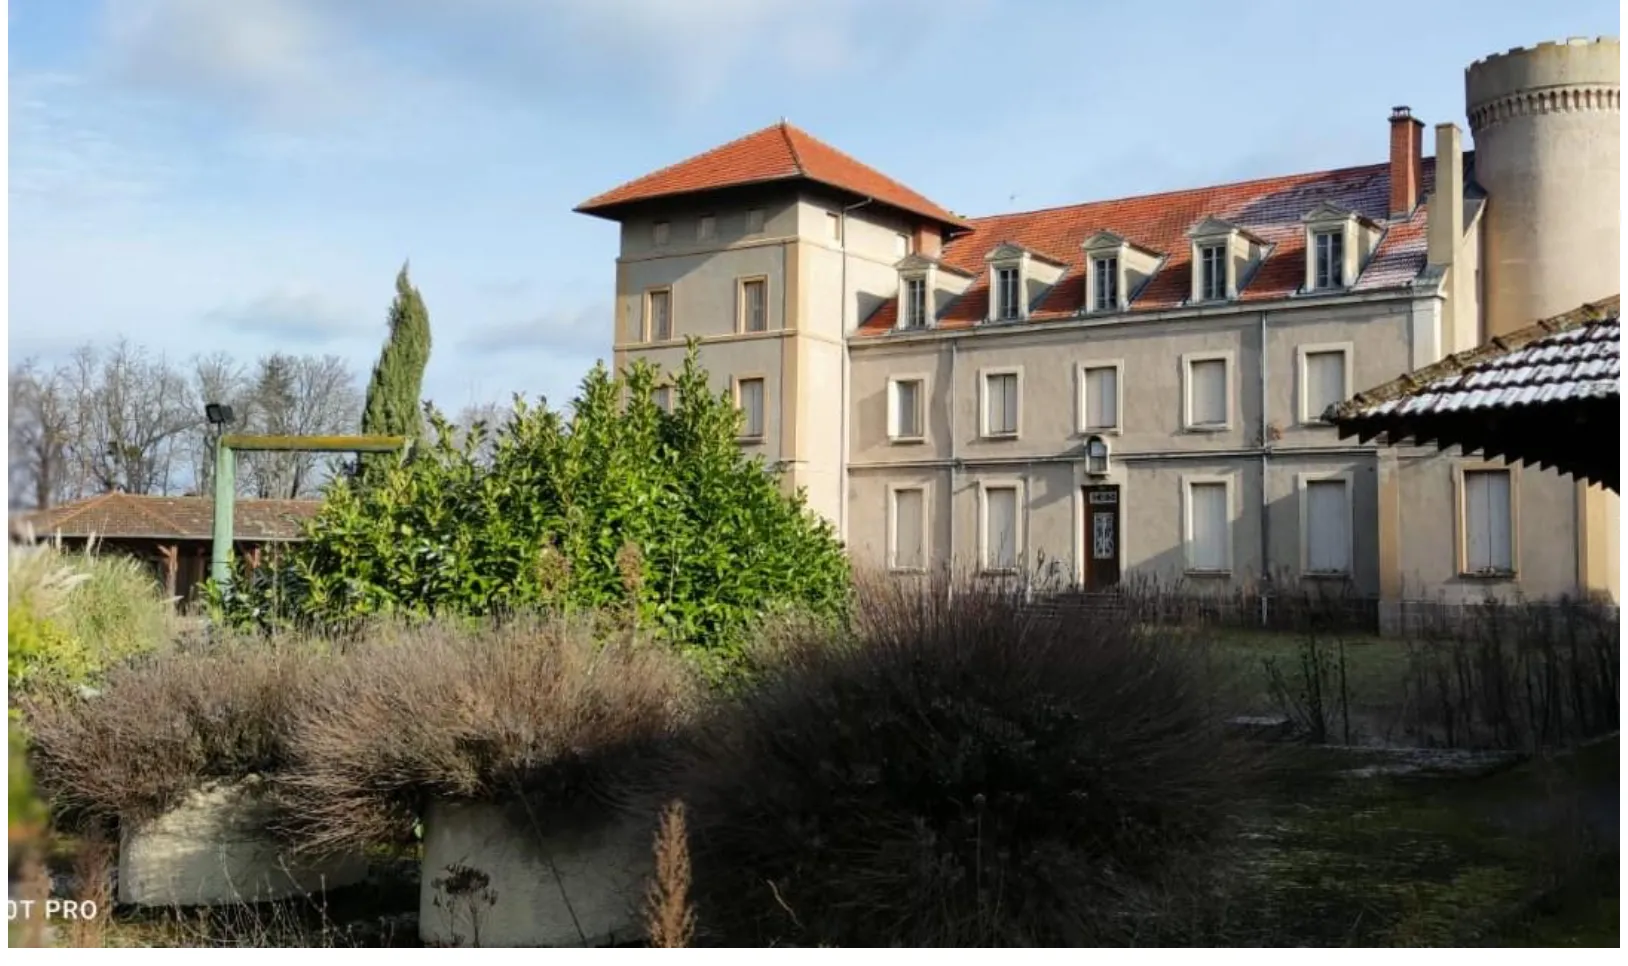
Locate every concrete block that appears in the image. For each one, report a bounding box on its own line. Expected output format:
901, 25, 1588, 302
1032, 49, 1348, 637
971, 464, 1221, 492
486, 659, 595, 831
118, 780, 368, 907
419, 798, 652, 948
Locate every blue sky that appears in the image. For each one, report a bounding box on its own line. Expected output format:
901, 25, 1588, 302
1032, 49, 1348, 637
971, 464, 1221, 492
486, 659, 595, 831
7, 0, 1619, 415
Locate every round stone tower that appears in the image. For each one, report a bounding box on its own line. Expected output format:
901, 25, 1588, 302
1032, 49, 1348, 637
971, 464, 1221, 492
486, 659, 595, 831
1466, 36, 1619, 338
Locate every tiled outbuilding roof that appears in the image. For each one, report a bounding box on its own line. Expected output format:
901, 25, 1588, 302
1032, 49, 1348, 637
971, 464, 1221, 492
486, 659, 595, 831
859, 155, 1460, 333
1328, 296, 1621, 491
576, 121, 970, 230
14, 493, 322, 542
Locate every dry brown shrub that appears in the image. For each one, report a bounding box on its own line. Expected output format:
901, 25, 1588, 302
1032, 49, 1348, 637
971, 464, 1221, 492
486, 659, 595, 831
674, 572, 1262, 947
22, 637, 327, 827
276, 614, 697, 854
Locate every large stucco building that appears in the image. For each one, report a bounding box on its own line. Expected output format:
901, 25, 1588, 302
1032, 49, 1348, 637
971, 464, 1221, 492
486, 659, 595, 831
576, 37, 1620, 621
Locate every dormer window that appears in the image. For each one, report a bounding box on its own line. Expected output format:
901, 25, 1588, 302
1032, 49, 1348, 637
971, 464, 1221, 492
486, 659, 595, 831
1187, 217, 1267, 304
1092, 255, 1119, 311
1313, 230, 1344, 289
981, 243, 1064, 324
1080, 231, 1160, 314
1198, 244, 1227, 301
1300, 202, 1381, 295
904, 277, 928, 329
994, 266, 1021, 320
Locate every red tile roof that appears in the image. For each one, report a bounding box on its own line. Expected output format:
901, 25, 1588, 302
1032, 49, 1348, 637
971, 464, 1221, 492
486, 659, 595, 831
859, 156, 1454, 334
576, 121, 971, 230
13, 493, 322, 542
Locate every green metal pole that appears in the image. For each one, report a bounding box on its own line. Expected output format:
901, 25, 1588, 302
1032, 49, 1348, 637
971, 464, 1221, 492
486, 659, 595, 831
210, 438, 237, 589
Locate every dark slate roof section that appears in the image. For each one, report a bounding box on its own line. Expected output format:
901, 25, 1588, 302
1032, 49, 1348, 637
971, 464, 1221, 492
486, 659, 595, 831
1328, 297, 1620, 421
1328, 296, 1620, 491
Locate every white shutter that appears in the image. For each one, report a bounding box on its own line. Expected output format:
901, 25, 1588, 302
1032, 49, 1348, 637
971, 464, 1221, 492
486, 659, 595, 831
1084, 366, 1118, 430
986, 373, 1018, 435
1190, 359, 1227, 426
893, 489, 924, 570
1464, 471, 1513, 572
1305, 350, 1346, 419
1188, 482, 1229, 571
985, 487, 1018, 570
1305, 480, 1350, 573
891, 380, 921, 438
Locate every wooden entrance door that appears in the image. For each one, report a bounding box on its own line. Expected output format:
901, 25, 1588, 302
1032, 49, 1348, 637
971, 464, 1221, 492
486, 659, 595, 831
1083, 485, 1122, 591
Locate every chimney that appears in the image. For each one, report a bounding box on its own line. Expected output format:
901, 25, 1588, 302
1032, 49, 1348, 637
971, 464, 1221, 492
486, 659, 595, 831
912, 223, 943, 260
1388, 106, 1424, 218
1427, 123, 1464, 267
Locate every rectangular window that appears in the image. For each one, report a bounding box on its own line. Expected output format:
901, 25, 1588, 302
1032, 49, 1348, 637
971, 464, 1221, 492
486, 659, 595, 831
1314, 229, 1345, 289
1186, 481, 1230, 572
983, 371, 1019, 437
653, 221, 670, 246
1187, 357, 1228, 428
1199, 244, 1226, 301
1304, 479, 1351, 574
1463, 469, 1514, 573
653, 386, 672, 412
995, 266, 1021, 320
1303, 348, 1348, 422
904, 277, 928, 329
828, 212, 843, 242
1093, 256, 1119, 311
983, 486, 1019, 572
737, 378, 765, 439
891, 488, 926, 571
647, 289, 672, 341
890, 378, 923, 440
740, 279, 767, 332
1082, 365, 1119, 431
746, 208, 765, 234
697, 214, 717, 241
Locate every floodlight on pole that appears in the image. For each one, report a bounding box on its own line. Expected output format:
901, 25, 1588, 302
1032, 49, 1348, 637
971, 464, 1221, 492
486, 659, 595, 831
205, 402, 235, 426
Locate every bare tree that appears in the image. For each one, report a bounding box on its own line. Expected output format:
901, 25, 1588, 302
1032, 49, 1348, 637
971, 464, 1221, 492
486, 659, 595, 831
63, 340, 199, 496
9, 359, 76, 509
452, 399, 510, 466
13, 341, 365, 505
185, 351, 253, 496
237, 353, 363, 499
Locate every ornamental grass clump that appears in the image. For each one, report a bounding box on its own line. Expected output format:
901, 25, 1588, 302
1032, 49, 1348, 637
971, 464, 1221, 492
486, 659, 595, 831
277, 614, 698, 855
22, 636, 324, 829
674, 574, 1260, 947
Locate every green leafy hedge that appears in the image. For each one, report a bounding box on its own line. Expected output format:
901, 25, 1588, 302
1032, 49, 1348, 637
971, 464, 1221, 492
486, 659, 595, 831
218, 349, 849, 672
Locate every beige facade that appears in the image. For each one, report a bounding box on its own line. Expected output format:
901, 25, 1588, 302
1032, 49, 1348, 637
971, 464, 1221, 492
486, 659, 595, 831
583, 37, 1620, 619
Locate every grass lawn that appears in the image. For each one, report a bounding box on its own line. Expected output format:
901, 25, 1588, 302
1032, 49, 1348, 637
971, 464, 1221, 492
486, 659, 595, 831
1184, 627, 1415, 742
1201, 738, 1620, 947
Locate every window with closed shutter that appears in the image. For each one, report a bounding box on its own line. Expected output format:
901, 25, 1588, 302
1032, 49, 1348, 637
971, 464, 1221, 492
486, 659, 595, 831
1304, 479, 1350, 573
984, 373, 1019, 436
741, 279, 767, 332
1189, 358, 1228, 427
1187, 481, 1229, 572
891, 380, 922, 439
737, 378, 765, 438
1304, 349, 1347, 422
984, 487, 1019, 571
647, 290, 672, 341
1463, 470, 1513, 573
1083, 366, 1118, 431
892, 488, 925, 570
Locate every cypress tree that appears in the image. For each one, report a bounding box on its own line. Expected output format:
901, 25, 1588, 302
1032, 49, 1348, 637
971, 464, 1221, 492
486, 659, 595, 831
360, 262, 432, 476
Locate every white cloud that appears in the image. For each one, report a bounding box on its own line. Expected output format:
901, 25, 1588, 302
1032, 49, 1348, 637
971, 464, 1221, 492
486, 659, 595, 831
203, 289, 371, 345
85, 0, 984, 121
